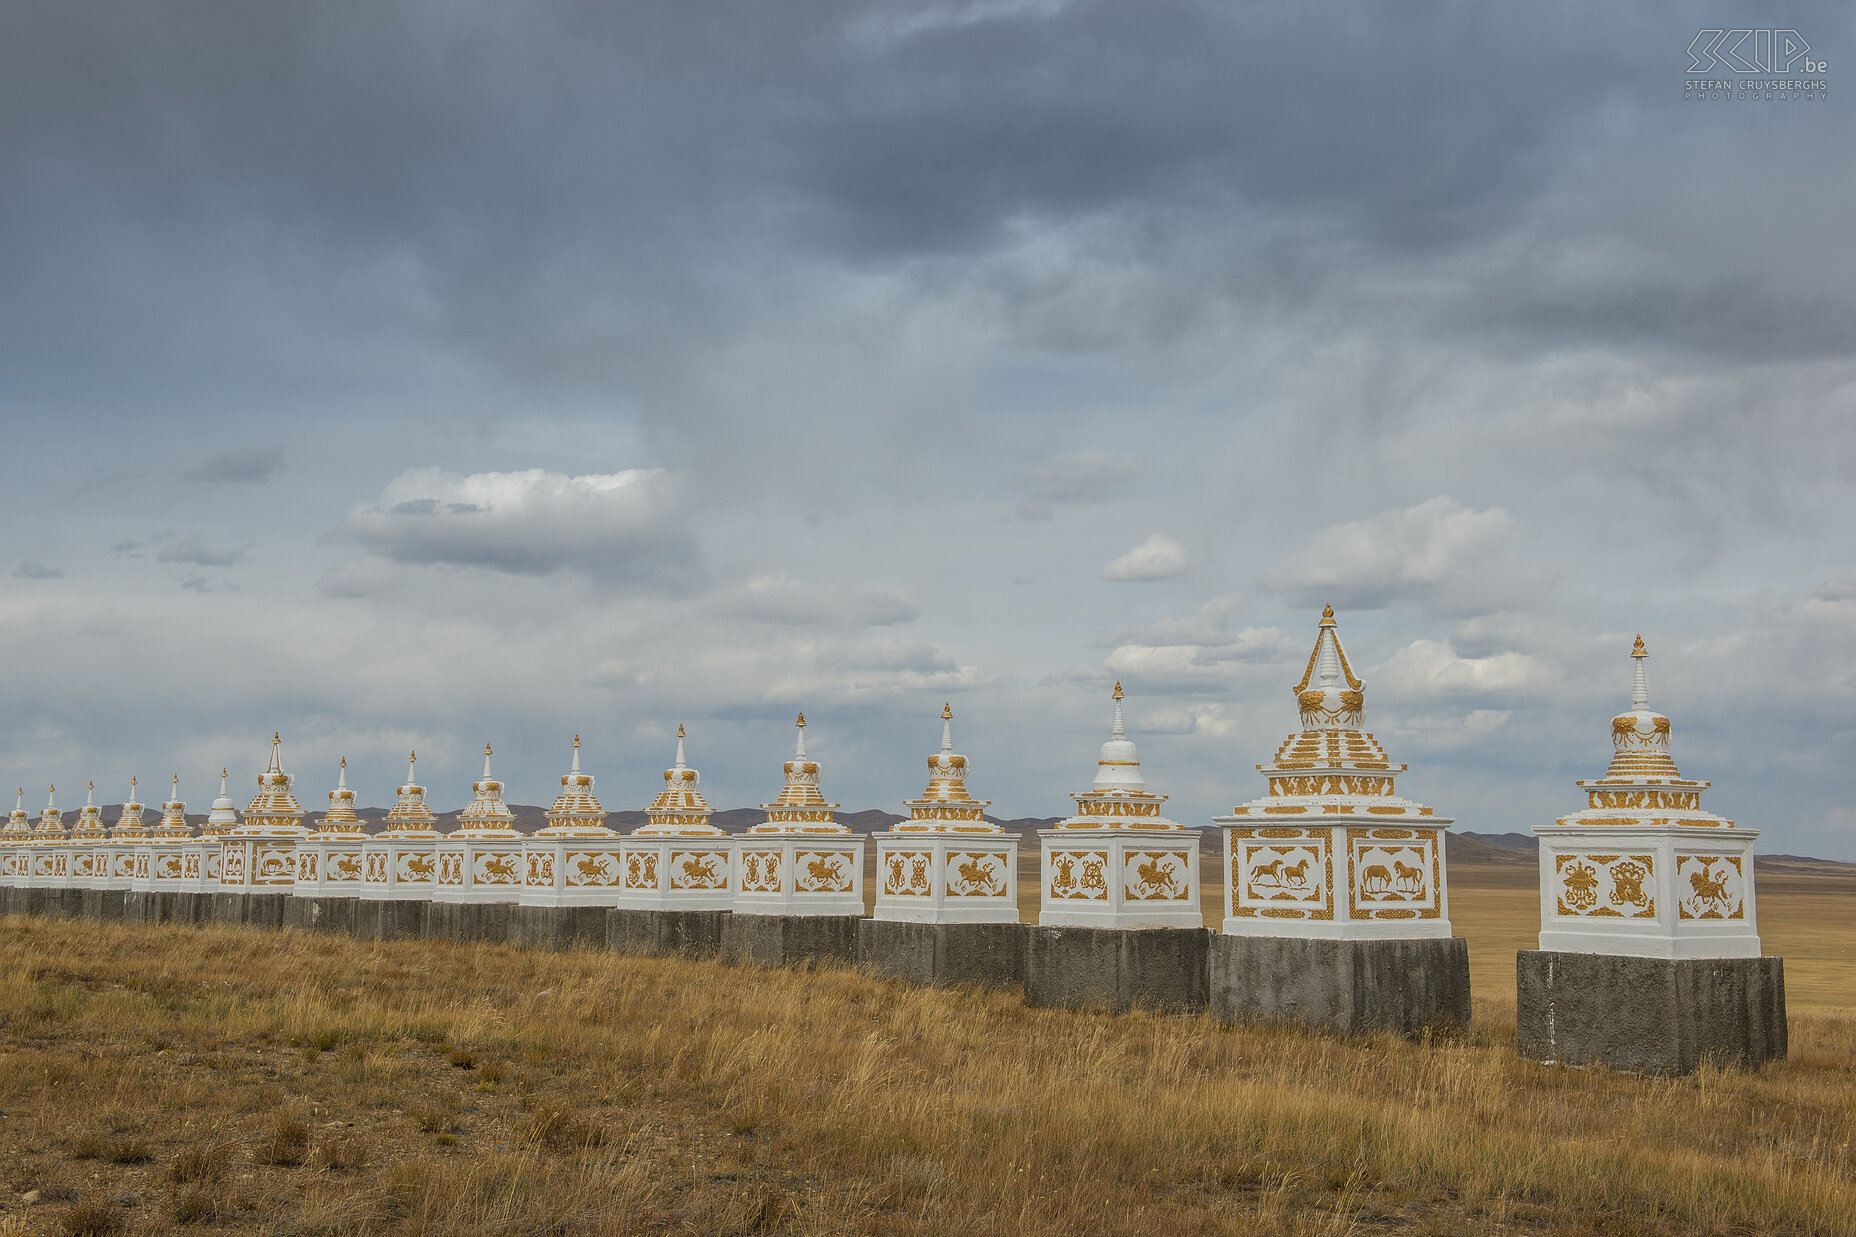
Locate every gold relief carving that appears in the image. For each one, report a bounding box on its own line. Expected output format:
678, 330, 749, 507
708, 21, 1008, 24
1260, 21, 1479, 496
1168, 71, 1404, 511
798, 851, 852, 893
526, 851, 554, 886
1297, 690, 1325, 712
156, 854, 183, 880
1348, 833, 1437, 917
569, 852, 618, 887
883, 851, 932, 896
401, 852, 435, 882
741, 850, 784, 894
256, 848, 294, 884
1260, 907, 1306, 918
366, 852, 389, 883
437, 852, 464, 885
298, 852, 319, 880
1257, 828, 1307, 839
670, 852, 727, 890
1377, 909, 1418, 919
1048, 850, 1109, 900
478, 853, 518, 884
332, 853, 363, 881
623, 851, 659, 890
1263, 806, 1305, 815
1612, 716, 1639, 741
948, 853, 1006, 897
1367, 806, 1408, 815
1679, 854, 1744, 920
1125, 851, 1188, 902
1339, 690, 1364, 712
1370, 828, 1414, 839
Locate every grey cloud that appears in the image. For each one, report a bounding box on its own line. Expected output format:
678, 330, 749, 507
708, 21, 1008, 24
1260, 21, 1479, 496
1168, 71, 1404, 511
158, 536, 250, 567
1101, 534, 1186, 583
722, 576, 920, 628
13, 560, 62, 580
337, 467, 700, 588
184, 444, 285, 484
1267, 498, 1523, 616
108, 540, 144, 557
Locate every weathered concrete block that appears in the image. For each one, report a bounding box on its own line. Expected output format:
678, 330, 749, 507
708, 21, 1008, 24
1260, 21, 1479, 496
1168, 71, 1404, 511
1024, 925, 1208, 1013
857, 920, 1028, 990
721, 913, 861, 969
608, 909, 728, 958
79, 889, 127, 923
509, 904, 610, 952
1210, 935, 1470, 1037
124, 891, 206, 927
283, 895, 360, 936
1517, 950, 1786, 1076
353, 899, 427, 941
424, 901, 516, 945
209, 892, 290, 928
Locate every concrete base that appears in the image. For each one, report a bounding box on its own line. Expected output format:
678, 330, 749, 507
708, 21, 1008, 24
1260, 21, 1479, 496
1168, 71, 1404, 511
721, 913, 861, 969
857, 919, 1029, 990
209, 892, 291, 928
283, 895, 360, 936
1517, 950, 1786, 1076
510, 904, 611, 952
1210, 935, 1471, 1037
1024, 925, 1209, 1013
79, 889, 127, 922
608, 908, 728, 958
354, 898, 428, 941
425, 900, 517, 944
123, 891, 207, 927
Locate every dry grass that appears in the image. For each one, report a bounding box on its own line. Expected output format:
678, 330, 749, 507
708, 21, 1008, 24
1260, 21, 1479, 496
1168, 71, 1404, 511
0, 915, 1850, 1236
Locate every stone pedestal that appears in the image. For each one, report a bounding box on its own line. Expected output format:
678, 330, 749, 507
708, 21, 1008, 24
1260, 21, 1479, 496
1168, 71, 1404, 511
731, 833, 866, 917
78, 888, 127, 922
721, 912, 862, 968
608, 908, 729, 957
1023, 925, 1209, 1013
872, 833, 1018, 923
1210, 935, 1470, 1036
509, 903, 610, 951
1517, 950, 1786, 1075
125, 890, 206, 926
424, 900, 516, 944
616, 836, 733, 910
857, 919, 1028, 989
283, 895, 360, 935
431, 836, 526, 906
210, 891, 290, 927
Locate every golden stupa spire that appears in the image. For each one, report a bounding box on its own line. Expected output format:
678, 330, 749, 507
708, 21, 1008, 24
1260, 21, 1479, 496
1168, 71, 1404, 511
638, 723, 721, 835
455, 741, 519, 836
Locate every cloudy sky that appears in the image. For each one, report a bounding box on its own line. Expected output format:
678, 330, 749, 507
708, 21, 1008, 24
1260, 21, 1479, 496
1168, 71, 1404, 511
3, 2, 1852, 857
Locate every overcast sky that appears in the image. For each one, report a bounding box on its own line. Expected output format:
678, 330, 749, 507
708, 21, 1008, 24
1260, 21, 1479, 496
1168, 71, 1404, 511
2, 2, 1852, 857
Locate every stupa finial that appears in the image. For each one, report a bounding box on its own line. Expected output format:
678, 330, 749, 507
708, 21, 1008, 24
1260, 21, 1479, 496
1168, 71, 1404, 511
674, 724, 687, 770
941, 703, 954, 753
1111, 682, 1126, 740
406, 750, 417, 783
795, 712, 807, 759
571, 735, 581, 773
337, 757, 348, 791
266, 733, 283, 774
482, 743, 494, 779
1631, 635, 1650, 710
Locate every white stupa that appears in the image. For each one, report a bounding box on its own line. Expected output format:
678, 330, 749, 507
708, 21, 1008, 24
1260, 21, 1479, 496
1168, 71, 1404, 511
105, 776, 148, 893
620, 726, 732, 911
29, 785, 69, 891
296, 758, 368, 899
434, 744, 527, 905
222, 735, 308, 895
874, 705, 1017, 923
1215, 606, 1453, 939
0, 789, 31, 887
1038, 684, 1200, 928
522, 736, 625, 908
1534, 637, 1760, 958
732, 714, 865, 916
361, 752, 441, 904
145, 775, 197, 894
183, 770, 236, 894
69, 781, 106, 886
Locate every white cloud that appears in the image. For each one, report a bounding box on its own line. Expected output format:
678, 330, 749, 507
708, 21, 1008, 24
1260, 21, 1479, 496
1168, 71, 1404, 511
1102, 534, 1187, 582
335, 467, 697, 587
1268, 496, 1516, 613
1376, 638, 1553, 702
719, 574, 921, 627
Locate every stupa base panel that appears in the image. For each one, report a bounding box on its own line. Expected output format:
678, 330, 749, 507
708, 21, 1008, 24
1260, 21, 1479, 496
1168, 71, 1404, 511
78, 888, 127, 922
857, 919, 1028, 990
509, 904, 610, 952
209, 891, 290, 928
721, 912, 861, 969
283, 895, 360, 935
354, 898, 428, 941
607, 908, 729, 958
1210, 935, 1469, 1036
423, 900, 517, 943
1024, 925, 1209, 1014
1517, 950, 1785, 1076
122, 890, 207, 926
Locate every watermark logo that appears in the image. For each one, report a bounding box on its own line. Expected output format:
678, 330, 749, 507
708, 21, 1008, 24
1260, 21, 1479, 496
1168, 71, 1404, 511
1685, 29, 1828, 100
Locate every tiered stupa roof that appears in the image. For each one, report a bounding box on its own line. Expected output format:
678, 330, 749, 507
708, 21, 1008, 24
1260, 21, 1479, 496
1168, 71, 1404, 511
238, 734, 306, 834
151, 776, 191, 839
455, 744, 520, 836
70, 782, 106, 841
112, 777, 148, 841
34, 786, 64, 840
380, 752, 439, 836
318, 758, 364, 833
636, 726, 722, 835
539, 737, 612, 836
1554, 637, 1730, 829
204, 768, 239, 835
895, 704, 998, 832
1223, 607, 1435, 822
1054, 684, 1182, 829
751, 714, 845, 834
2, 789, 31, 842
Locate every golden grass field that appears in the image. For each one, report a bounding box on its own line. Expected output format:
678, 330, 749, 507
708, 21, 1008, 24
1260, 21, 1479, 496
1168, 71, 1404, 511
0, 873, 1852, 1237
